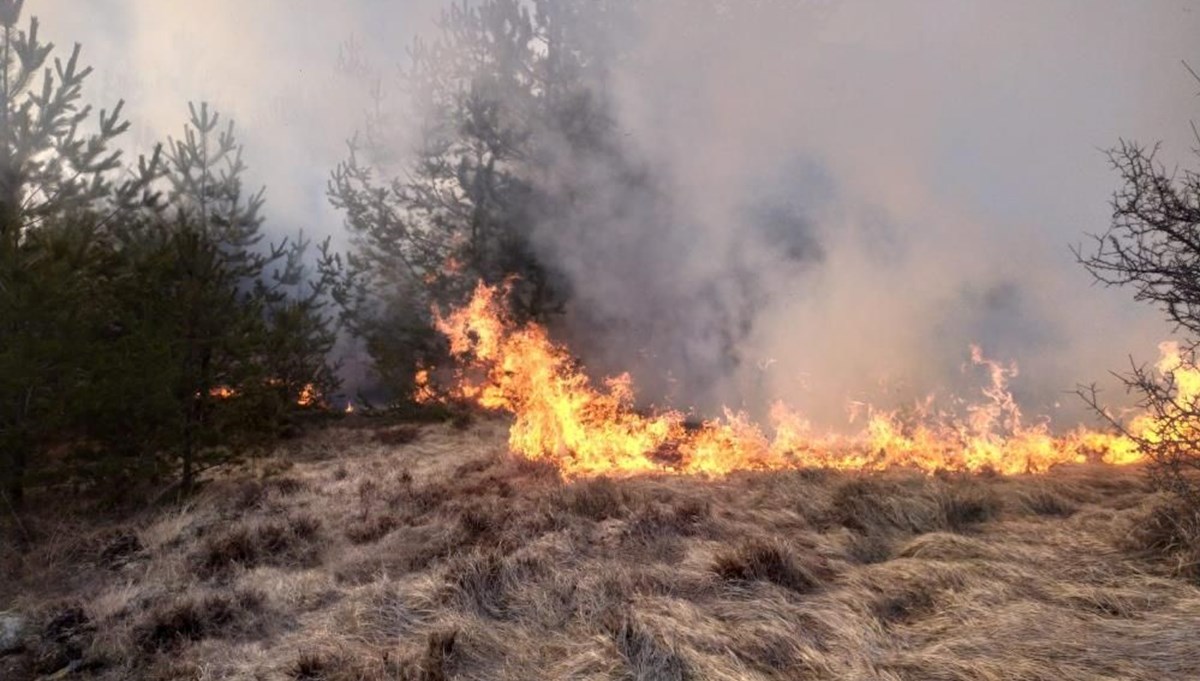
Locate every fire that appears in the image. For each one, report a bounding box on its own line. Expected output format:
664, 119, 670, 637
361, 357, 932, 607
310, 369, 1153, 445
208, 386, 237, 400
297, 383, 319, 407
208, 382, 324, 408
424, 282, 1196, 478
414, 368, 437, 404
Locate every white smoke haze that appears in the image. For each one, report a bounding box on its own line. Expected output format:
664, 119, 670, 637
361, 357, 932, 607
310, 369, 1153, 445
31, 0, 1200, 428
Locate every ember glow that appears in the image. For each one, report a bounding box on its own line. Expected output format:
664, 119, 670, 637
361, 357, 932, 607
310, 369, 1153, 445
297, 383, 319, 408
425, 282, 1200, 478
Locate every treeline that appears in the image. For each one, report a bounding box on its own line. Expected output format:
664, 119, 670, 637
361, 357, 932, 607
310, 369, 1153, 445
0, 0, 635, 507
0, 3, 341, 507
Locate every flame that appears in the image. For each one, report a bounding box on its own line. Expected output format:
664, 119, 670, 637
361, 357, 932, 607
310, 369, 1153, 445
297, 383, 319, 407
208, 382, 325, 408
423, 282, 1185, 478
208, 386, 237, 400
414, 368, 437, 404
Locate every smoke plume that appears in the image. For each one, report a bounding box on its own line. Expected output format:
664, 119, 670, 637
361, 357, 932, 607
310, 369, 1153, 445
33, 0, 1200, 428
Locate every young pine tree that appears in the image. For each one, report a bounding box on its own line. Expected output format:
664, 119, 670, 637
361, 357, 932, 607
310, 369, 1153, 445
133, 103, 343, 495
328, 0, 632, 401
0, 0, 158, 507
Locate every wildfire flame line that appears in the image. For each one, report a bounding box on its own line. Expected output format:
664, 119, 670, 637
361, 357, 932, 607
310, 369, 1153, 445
422, 282, 1191, 478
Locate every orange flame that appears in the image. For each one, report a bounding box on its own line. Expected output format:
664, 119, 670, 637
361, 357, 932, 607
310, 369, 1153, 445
297, 383, 319, 408
208, 386, 237, 400
425, 282, 1169, 478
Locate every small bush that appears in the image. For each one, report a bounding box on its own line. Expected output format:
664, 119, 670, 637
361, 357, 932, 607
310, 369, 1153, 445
711, 539, 820, 594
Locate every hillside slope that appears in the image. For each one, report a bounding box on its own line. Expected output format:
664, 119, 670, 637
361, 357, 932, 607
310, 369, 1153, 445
2, 418, 1198, 680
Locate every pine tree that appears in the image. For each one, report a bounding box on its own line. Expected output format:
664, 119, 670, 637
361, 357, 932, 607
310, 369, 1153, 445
0, 0, 158, 507
329, 0, 631, 400
138, 103, 343, 494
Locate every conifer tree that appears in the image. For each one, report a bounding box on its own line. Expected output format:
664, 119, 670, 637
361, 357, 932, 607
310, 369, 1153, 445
0, 0, 157, 506
329, 0, 632, 400
139, 103, 342, 494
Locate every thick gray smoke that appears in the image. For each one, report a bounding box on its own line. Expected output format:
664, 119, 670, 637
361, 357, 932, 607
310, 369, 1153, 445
537, 1, 1200, 428
34, 0, 1200, 429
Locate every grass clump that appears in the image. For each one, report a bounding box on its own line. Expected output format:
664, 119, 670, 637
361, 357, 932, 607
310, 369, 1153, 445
193, 513, 322, 579
134, 589, 265, 652
711, 539, 821, 594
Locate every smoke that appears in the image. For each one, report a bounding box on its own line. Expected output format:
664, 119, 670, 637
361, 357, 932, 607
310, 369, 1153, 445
537, 0, 1200, 427
30, 0, 1200, 427
32, 0, 443, 245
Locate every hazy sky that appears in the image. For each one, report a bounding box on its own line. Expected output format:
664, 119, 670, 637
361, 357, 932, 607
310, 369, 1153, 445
27, 0, 1200, 425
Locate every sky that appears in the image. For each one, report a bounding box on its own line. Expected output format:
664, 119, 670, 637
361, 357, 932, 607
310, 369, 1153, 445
27, 0, 1200, 427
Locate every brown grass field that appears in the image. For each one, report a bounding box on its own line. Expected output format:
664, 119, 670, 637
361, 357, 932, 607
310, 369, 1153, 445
3, 416, 1200, 680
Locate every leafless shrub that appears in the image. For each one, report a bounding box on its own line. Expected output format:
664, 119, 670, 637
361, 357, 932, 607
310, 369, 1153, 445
1080, 369, 1200, 507
1075, 105, 1200, 575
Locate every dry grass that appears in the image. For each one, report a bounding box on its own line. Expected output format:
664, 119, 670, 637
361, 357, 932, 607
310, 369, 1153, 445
2, 416, 1199, 680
